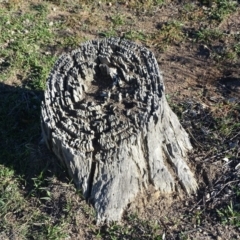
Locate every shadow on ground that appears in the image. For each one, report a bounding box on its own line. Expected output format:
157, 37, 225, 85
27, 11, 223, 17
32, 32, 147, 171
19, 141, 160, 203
0, 82, 68, 192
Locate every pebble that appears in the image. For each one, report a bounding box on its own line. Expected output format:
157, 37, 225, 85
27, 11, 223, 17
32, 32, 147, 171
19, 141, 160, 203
206, 193, 210, 199
229, 141, 238, 149
227, 97, 238, 103
223, 157, 229, 162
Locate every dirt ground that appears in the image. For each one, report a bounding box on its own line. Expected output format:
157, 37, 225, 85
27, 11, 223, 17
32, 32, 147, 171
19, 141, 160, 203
1, 0, 240, 239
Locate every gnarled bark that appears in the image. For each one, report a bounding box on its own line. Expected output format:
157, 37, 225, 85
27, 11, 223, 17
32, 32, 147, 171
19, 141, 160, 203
41, 38, 197, 223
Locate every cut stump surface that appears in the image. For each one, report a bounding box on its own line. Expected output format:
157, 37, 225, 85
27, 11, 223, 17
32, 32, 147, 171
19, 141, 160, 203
41, 38, 197, 223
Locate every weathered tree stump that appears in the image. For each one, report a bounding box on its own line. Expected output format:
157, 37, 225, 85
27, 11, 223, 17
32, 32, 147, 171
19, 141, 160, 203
41, 38, 197, 223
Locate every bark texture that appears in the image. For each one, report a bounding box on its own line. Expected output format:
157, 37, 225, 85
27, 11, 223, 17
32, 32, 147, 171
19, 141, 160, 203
41, 38, 197, 223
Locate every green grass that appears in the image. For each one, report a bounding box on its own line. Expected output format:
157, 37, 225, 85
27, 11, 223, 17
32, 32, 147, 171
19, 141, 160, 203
125, 30, 149, 42
217, 201, 240, 227
96, 214, 163, 240
209, 0, 238, 22
196, 28, 225, 43
151, 20, 185, 51
199, 0, 238, 16
99, 28, 118, 38
111, 13, 125, 26
0, 162, 72, 239
0, 4, 56, 89
214, 103, 240, 137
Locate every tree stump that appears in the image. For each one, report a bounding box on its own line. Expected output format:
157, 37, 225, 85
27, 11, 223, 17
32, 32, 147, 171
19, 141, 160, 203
41, 38, 197, 223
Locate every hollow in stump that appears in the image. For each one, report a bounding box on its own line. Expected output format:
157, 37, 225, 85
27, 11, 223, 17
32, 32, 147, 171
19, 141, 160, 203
41, 38, 198, 223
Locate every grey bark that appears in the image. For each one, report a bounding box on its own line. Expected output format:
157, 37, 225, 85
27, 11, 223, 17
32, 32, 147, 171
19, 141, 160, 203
41, 37, 197, 223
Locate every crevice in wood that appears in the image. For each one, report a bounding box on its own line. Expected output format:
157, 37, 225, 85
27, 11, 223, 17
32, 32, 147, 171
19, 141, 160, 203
143, 135, 154, 186
87, 160, 96, 202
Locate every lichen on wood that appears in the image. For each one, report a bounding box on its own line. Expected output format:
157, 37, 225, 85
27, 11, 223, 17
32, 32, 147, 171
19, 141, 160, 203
41, 37, 198, 223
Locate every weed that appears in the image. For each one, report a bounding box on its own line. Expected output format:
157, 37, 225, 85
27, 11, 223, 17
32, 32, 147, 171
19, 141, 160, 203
0, 166, 24, 216
213, 103, 240, 137
233, 186, 240, 197
222, 50, 238, 62
234, 43, 240, 55
210, 0, 238, 22
111, 14, 125, 26
80, 198, 96, 218
30, 171, 52, 201
99, 28, 117, 38
217, 201, 240, 227
124, 30, 148, 42
29, 211, 69, 239
152, 21, 185, 51
195, 210, 203, 225
196, 28, 224, 43
0, 165, 27, 238
45, 221, 68, 240
183, 3, 196, 12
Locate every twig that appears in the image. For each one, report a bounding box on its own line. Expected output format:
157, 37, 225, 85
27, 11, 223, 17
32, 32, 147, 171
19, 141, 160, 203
159, 217, 174, 238
202, 148, 232, 162
186, 128, 203, 148
206, 179, 240, 203
230, 132, 240, 141
189, 199, 203, 212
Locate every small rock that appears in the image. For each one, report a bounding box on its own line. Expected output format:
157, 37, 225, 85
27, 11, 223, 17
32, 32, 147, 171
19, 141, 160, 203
227, 97, 238, 103
49, 21, 54, 26
223, 157, 229, 162
229, 141, 238, 149
206, 193, 210, 199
